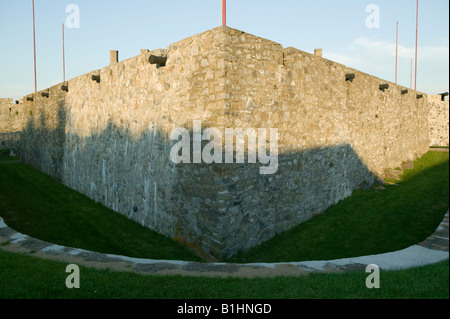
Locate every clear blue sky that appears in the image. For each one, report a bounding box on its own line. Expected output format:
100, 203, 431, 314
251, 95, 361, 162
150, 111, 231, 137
0, 0, 448, 100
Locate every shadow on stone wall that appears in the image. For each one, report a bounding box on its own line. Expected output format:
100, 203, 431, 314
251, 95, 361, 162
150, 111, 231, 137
11, 101, 377, 259
19, 101, 67, 182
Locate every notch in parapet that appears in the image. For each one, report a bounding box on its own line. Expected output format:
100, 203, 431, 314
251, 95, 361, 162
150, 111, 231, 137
92, 74, 101, 83
110, 50, 119, 65
440, 92, 449, 101
61, 83, 69, 92
148, 55, 167, 67
379, 84, 389, 92
417, 94, 423, 99
401, 89, 409, 95
345, 73, 356, 82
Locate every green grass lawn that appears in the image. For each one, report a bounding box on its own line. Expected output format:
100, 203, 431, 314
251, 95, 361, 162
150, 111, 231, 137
0, 249, 447, 299
0, 150, 448, 299
0, 151, 448, 263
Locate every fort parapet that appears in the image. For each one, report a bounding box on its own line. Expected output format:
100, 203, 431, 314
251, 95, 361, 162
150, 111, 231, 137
0, 27, 442, 259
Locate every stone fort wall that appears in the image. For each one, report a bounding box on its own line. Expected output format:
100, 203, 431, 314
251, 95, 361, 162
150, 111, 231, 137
0, 98, 24, 149
428, 95, 449, 147
0, 27, 432, 259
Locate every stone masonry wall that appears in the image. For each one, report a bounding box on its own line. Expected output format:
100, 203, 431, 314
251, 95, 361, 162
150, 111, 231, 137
18, 28, 233, 259
3, 27, 431, 259
20, 84, 67, 180
0, 98, 25, 150
428, 95, 449, 147
209, 28, 429, 256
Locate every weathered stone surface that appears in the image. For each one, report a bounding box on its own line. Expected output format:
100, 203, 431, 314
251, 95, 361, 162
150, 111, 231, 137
0, 98, 24, 150
428, 95, 449, 147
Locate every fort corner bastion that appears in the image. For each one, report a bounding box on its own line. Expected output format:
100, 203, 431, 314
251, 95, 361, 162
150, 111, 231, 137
0, 26, 435, 259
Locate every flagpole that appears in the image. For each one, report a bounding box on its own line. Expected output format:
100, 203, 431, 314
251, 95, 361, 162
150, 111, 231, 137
62, 23, 66, 83
222, 0, 226, 26
414, 0, 419, 91
32, 0, 37, 94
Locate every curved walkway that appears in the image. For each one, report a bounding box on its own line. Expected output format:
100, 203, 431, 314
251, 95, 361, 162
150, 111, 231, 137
0, 211, 448, 278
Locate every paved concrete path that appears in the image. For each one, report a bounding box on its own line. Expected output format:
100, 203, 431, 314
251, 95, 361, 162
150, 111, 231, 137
0, 211, 448, 278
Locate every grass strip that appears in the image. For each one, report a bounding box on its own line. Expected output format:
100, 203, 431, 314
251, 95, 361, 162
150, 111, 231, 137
0, 249, 447, 299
